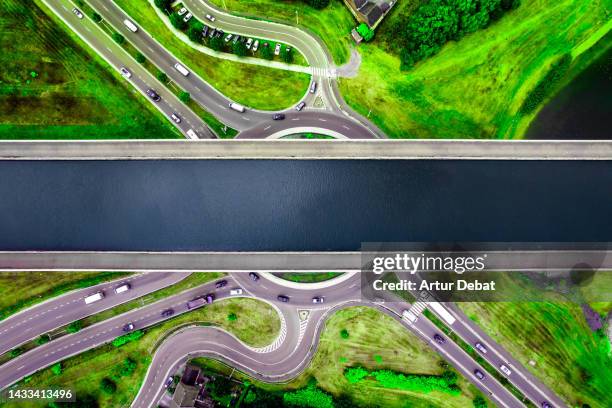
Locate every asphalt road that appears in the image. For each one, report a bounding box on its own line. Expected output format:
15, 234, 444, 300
44, 0, 213, 139
0, 272, 566, 408
0, 272, 189, 356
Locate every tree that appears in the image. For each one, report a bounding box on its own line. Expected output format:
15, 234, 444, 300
135, 52, 146, 63
157, 71, 168, 83
91, 12, 102, 23
51, 362, 62, 375
169, 12, 186, 30
36, 334, 50, 345
112, 32, 125, 45
261, 44, 273, 60
228, 313, 237, 321
473, 395, 487, 408
187, 21, 204, 43
233, 40, 247, 57
66, 320, 82, 333
307, 0, 330, 9
340, 328, 349, 339
179, 91, 190, 103
209, 36, 223, 51
154, 0, 172, 12
356, 23, 374, 42
280, 46, 294, 63
100, 378, 117, 394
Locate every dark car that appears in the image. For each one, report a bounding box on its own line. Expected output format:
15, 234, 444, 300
123, 322, 135, 332
215, 280, 228, 289
216, 29, 224, 38
164, 377, 173, 388
277, 295, 290, 303
209, 28, 217, 38
273, 113, 285, 120
473, 369, 485, 380
202, 25, 209, 37
433, 334, 446, 344
146, 89, 160, 102
161, 309, 174, 318
205, 293, 215, 303
541, 403, 553, 408
249, 272, 260, 282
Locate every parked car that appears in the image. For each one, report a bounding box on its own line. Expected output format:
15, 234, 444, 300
215, 280, 228, 289
274, 43, 281, 56
170, 113, 181, 123
205, 14, 215, 22
161, 309, 174, 317
205, 293, 215, 303
230, 288, 243, 295
433, 334, 446, 344
233, 35, 240, 44
273, 113, 285, 120
499, 364, 512, 376
216, 29, 224, 38
202, 25, 209, 37
246, 38, 253, 50
123, 322, 135, 332
120, 67, 132, 79
295, 101, 306, 111
249, 272, 260, 282
277, 295, 290, 303
474, 342, 488, 354
252, 40, 259, 52
312, 296, 324, 304
209, 28, 217, 38
183, 12, 192, 23
473, 369, 485, 380
72, 8, 84, 19
177, 7, 188, 16
146, 89, 160, 102
224, 34, 233, 43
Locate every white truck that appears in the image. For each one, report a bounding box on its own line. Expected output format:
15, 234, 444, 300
229, 102, 245, 113
84, 291, 104, 304
174, 63, 190, 76
114, 283, 131, 294
186, 129, 199, 139
123, 19, 138, 33
402, 309, 418, 323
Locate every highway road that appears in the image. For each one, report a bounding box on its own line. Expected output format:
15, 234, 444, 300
0, 272, 566, 408
0, 272, 189, 356
43, 0, 214, 139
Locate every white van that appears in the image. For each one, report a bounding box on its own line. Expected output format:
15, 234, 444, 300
174, 63, 190, 76
84, 292, 104, 305
229, 102, 245, 113
114, 283, 131, 294
230, 288, 243, 295
186, 129, 199, 139
123, 19, 138, 33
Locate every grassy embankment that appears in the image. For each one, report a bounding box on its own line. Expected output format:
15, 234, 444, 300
112, 0, 310, 110
339, 0, 611, 139
274, 272, 343, 283
458, 301, 612, 408
4, 298, 280, 407
208, 0, 355, 65
0, 272, 129, 321
194, 307, 485, 407
0, 0, 180, 139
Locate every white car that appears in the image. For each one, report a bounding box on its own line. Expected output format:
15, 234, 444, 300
312, 296, 324, 304
206, 14, 215, 22
274, 43, 281, 56
224, 34, 233, 43
230, 288, 243, 295
183, 12, 192, 22
246, 38, 253, 50
119, 67, 132, 79
170, 113, 181, 123
252, 40, 259, 52
474, 342, 488, 354
72, 8, 84, 19
177, 7, 188, 16
499, 364, 512, 376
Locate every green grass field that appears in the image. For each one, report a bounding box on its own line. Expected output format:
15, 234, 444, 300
208, 0, 355, 65
340, 0, 611, 139
4, 298, 280, 407
112, 0, 310, 110
194, 306, 484, 407
274, 272, 343, 283
458, 302, 612, 408
0, 0, 180, 139
0, 272, 129, 321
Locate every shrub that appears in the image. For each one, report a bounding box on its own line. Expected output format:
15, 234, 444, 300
112, 32, 125, 45
91, 12, 102, 23
157, 71, 168, 83
36, 334, 50, 345
169, 12, 187, 30
51, 362, 62, 375
283, 383, 334, 408
340, 328, 349, 339
135, 52, 146, 63
280, 46, 294, 63
9, 348, 23, 358
356, 23, 374, 42
233, 40, 247, 57
209, 36, 223, 51
188, 21, 204, 43
179, 91, 191, 103
228, 313, 237, 321
307, 0, 330, 9
112, 330, 144, 347
154, 0, 172, 12
100, 378, 116, 394
473, 395, 488, 408
261, 44, 273, 60
66, 320, 82, 333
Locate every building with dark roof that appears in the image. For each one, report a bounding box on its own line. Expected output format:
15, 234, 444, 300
343, 0, 396, 28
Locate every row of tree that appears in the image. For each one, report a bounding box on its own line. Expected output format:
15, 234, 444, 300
390, 0, 521, 69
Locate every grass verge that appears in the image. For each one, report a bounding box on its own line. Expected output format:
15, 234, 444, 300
274, 272, 343, 283
340, 0, 610, 139
0, 0, 180, 139
112, 0, 310, 110
4, 298, 280, 407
